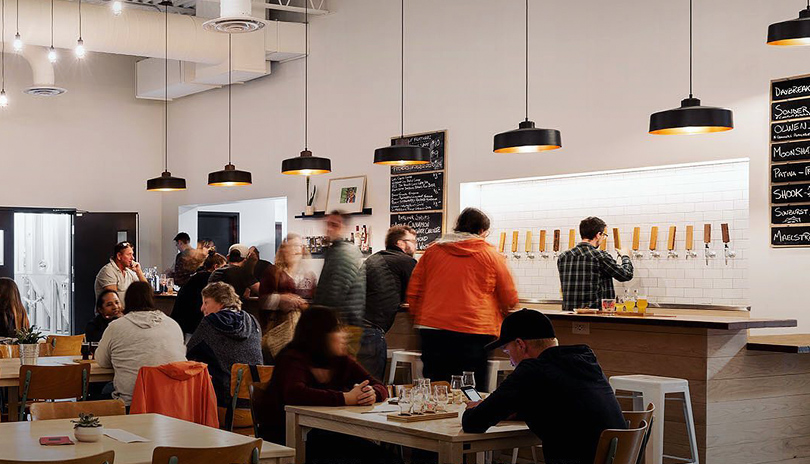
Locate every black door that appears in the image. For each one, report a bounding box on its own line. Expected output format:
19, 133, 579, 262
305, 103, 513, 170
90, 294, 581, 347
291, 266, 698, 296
0, 210, 13, 279
74, 212, 138, 335
198, 212, 239, 253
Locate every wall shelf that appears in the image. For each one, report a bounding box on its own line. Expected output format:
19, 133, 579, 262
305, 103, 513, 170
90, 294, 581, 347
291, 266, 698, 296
294, 208, 373, 219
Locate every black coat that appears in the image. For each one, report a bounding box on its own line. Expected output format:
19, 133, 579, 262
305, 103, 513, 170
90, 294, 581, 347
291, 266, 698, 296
171, 271, 211, 335
84, 314, 111, 343
363, 247, 416, 332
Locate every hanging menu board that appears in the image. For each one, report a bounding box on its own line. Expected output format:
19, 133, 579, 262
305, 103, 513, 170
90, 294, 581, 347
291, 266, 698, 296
390, 212, 444, 252
390, 172, 444, 213
770, 74, 810, 247
390, 131, 445, 174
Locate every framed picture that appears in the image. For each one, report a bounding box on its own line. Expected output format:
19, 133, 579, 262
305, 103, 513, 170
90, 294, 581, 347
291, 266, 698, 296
325, 176, 367, 214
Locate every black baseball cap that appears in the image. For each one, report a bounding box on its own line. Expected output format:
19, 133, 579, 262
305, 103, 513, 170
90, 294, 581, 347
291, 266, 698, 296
485, 309, 556, 351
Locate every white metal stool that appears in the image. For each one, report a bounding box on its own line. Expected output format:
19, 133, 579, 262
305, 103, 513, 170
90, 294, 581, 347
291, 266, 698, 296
485, 359, 515, 393
609, 375, 699, 464
387, 350, 423, 385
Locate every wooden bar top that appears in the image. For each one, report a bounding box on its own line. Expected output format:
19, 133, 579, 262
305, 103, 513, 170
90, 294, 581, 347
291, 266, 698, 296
532, 309, 797, 330
747, 334, 810, 353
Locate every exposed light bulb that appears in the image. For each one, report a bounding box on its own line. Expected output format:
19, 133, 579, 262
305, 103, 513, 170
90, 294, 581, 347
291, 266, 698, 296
48, 47, 57, 63
13, 33, 22, 53
75, 39, 86, 58
0, 90, 9, 108
112, 1, 123, 16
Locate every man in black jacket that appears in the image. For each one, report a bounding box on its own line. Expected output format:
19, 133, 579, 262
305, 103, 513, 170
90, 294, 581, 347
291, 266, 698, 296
462, 309, 626, 464
357, 225, 417, 380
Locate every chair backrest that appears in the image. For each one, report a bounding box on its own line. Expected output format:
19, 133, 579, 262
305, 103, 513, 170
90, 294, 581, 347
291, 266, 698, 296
623, 404, 655, 464
248, 382, 271, 440
152, 439, 262, 464
46, 334, 85, 356
18, 364, 91, 420
225, 364, 274, 431
0, 344, 51, 359
593, 421, 647, 464
30, 399, 126, 421
0, 450, 115, 464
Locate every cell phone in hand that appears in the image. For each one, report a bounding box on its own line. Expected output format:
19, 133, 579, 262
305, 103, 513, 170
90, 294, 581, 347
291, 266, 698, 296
461, 386, 482, 402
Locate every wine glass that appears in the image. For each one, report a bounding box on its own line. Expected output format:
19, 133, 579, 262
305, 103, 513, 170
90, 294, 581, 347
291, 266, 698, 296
450, 375, 463, 404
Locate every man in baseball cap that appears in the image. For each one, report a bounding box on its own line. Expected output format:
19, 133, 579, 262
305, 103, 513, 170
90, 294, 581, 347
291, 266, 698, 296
208, 244, 259, 300
463, 309, 626, 464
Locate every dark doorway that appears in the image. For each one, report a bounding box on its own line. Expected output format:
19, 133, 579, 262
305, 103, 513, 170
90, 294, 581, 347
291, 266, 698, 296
198, 212, 239, 254
275, 222, 283, 253
0, 210, 13, 279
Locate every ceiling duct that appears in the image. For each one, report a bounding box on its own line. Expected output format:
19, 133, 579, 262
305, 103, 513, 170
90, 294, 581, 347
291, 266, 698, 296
21, 46, 66, 97
203, 0, 265, 33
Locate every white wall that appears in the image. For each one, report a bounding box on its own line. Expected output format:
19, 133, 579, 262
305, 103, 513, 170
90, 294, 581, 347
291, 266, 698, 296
158, 0, 810, 331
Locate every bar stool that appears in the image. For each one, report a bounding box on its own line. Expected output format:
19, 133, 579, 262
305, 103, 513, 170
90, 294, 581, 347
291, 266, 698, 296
485, 359, 514, 393
609, 375, 699, 464
387, 351, 423, 385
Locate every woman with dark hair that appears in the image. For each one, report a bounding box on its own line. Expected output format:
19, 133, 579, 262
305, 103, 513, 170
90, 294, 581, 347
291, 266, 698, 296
0, 278, 30, 337
260, 306, 397, 464
171, 251, 227, 339
95, 281, 186, 406
84, 289, 123, 343
407, 207, 519, 388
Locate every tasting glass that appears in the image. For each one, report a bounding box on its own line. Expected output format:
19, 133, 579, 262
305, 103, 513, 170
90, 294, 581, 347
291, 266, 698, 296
636, 294, 649, 314
80, 342, 91, 361
450, 375, 464, 404
601, 298, 616, 313
434, 385, 449, 412
396, 386, 412, 415
461, 371, 476, 389
411, 385, 425, 414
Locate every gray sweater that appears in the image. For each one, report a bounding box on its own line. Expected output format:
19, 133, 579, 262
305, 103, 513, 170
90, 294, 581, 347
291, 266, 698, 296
313, 240, 366, 326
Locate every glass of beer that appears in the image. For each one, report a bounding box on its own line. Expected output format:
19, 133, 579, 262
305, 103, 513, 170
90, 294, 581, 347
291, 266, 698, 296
637, 295, 649, 314
601, 298, 616, 313
624, 297, 636, 313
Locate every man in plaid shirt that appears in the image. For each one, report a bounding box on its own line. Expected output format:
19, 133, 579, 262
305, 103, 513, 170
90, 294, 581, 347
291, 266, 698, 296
558, 217, 634, 310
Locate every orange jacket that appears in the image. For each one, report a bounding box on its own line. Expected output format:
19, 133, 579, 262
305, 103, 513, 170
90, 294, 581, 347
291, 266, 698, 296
129, 361, 219, 428
407, 234, 519, 337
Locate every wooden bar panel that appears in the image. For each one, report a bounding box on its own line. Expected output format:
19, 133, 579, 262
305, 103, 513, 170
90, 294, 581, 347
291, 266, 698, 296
707, 394, 810, 425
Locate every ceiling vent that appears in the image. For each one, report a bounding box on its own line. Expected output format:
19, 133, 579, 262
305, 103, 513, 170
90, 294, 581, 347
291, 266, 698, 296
203, 0, 265, 33
23, 86, 67, 97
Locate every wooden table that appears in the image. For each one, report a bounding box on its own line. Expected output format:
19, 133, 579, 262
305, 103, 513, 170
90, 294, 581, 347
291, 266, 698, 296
0, 413, 295, 464
747, 334, 810, 353
285, 404, 539, 464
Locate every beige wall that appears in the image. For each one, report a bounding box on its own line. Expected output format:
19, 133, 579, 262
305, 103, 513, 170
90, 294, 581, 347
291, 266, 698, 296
153, 0, 807, 330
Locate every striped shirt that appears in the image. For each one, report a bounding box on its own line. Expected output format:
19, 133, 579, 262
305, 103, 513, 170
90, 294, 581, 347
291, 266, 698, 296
557, 243, 634, 310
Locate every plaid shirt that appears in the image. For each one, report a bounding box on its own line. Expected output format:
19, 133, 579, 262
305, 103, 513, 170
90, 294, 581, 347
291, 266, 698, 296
557, 243, 634, 310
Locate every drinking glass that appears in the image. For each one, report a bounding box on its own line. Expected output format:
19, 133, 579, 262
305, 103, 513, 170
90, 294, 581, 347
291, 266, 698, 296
434, 385, 449, 412
396, 386, 412, 415
450, 375, 463, 404
624, 296, 635, 313
637, 295, 649, 314
80, 342, 90, 361
461, 371, 476, 389
89, 342, 99, 359
159, 274, 168, 294
166, 278, 175, 295
601, 298, 616, 313
411, 386, 425, 414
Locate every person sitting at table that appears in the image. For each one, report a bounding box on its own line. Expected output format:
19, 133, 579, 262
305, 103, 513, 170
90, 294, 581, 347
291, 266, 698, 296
95, 281, 187, 406
462, 309, 626, 464
171, 251, 227, 340
0, 277, 30, 338
186, 282, 263, 408
84, 289, 123, 343
259, 305, 399, 464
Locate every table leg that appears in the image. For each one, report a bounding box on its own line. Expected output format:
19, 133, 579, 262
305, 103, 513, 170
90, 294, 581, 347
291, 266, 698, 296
7, 386, 19, 422
285, 411, 306, 464
438, 442, 463, 464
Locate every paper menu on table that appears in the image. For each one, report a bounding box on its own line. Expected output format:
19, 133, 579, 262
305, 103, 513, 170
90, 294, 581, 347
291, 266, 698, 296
104, 429, 150, 443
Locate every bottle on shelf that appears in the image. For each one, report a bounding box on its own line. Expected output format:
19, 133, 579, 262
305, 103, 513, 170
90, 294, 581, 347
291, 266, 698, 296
354, 226, 361, 247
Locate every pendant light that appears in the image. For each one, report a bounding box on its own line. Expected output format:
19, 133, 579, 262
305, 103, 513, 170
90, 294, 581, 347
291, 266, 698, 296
493, 0, 561, 154
372, 0, 429, 166
112, 1, 123, 16
208, 34, 252, 186
768, 1, 810, 46
75, 0, 86, 58
12, 0, 21, 52
281, 3, 331, 176
48, 0, 57, 63
0, 0, 7, 107
649, 0, 733, 135
147, 1, 186, 192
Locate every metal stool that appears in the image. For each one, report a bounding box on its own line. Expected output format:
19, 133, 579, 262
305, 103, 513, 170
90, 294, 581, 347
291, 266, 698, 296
387, 350, 423, 385
609, 375, 699, 464
485, 359, 514, 393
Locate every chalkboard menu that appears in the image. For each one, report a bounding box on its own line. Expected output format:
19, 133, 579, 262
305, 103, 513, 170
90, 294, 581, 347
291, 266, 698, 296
390, 131, 445, 174
770, 74, 810, 247
390, 212, 444, 251
390, 172, 444, 213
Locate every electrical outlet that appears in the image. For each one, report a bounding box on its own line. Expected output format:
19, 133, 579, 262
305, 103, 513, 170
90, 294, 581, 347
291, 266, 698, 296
572, 322, 590, 335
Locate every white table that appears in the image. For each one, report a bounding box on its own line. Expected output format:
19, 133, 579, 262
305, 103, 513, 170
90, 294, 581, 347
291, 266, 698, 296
285, 404, 540, 464
0, 413, 295, 464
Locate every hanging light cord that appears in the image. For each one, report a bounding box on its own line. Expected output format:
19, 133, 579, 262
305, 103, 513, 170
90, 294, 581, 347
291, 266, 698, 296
228, 33, 232, 165
688, 0, 693, 98
164, 2, 168, 172
2, 0, 5, 91
400, 0, 404, 138
50, 0, 54, 48
525, 0, 529, 121
78, 0, 82, 41
304, 1, 308, 151
15, 0, 18, 36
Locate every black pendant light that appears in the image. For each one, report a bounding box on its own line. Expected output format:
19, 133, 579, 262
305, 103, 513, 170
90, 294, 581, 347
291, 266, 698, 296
493, 0, 561, 154
281, 3, 331, 175
768, 1, 810, 46
209, 34, 252, 186
649, 0, 733, 135
373, 0, 429, 166
147, 1, 186, 192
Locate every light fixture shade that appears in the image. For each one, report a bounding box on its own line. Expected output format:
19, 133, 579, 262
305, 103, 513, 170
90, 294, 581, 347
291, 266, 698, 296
493, 120, 562, 153
374, 138, 431, 165
147, 171, 186, 191
768, 8, 810, 46
282, 150, 332, 175
649, 97, 733, 135
208, 163, 252, 186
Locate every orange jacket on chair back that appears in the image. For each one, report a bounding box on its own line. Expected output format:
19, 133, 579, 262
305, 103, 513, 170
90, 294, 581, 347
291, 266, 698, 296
407, 233, 519, 337
129, 361, 219, 428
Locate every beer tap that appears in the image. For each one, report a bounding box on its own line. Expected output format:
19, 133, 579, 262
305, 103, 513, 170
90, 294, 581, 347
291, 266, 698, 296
599, 229, 607, 251
498, 232, 507, 259
704, 224, 716, 265
612, 228, 622, 258
568, 229, 577, 253
525, 231, 535, 259
685, 225, 698, 259
721, 223, 736, 265
511, 231, 521, 260
631, 227, 644, 259
667, 226, 678, 259
539, 230, 550, 259
649, 226, 661, 258
552, 230, 561, 259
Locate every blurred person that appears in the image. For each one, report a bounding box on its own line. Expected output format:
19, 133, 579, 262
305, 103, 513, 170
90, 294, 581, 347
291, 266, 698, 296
171, 251, 227, 340
250, 246, 274, 282
357, 225, 417, 380
186, 282, 263, 407
170, 232, 198, 287
407, 207, 518, 388
208, 244, 260, 300
258, 234, 317, 360
94, 241, 147, 306
0, 277, 30, 337
84, 289, 123, 343
463, 309, 626, 464
313, 211, 365, 357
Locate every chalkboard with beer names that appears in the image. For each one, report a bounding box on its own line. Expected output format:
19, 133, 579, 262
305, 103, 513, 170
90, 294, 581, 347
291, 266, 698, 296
770, 74, 810, 246
390, 171, 444, 213
390, 131, 445, 175
390, 212, 444, 251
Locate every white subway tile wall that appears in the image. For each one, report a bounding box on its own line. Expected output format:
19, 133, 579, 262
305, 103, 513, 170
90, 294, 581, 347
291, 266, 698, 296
476, 161, 749, 307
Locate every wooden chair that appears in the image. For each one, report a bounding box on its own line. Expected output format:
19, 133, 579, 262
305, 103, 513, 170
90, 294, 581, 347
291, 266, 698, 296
593, 421, 648, 464
222, 364, 274, 433
152, 439, 262, 464
18, 364, 91, 421
45, 334, 85, 356
0, 344, 50, 359
623, 404, 655, 464
0, 450, 115, 464
30, 399, 126, 421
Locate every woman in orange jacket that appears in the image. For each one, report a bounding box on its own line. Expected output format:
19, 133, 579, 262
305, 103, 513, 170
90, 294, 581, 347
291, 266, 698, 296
407, 208, 519, 388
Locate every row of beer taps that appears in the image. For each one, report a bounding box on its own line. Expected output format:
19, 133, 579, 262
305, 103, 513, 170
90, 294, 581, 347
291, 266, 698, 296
497, 223, 737, 266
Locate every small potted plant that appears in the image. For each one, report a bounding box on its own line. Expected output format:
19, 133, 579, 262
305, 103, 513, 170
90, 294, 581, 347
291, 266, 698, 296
305, 177, 317, 216
15, 326, 45, 365
72, 413, 104, 442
